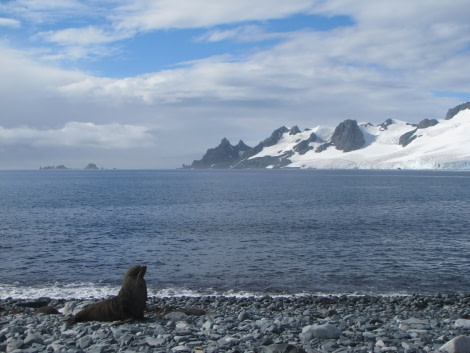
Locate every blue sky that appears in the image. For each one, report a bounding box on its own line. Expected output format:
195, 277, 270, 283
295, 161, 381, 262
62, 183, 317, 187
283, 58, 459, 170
104, 14, 354, 77
1, 0, 470, 169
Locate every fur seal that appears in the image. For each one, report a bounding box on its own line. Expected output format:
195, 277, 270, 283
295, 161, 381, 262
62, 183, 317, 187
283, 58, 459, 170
68, 265, 147, 323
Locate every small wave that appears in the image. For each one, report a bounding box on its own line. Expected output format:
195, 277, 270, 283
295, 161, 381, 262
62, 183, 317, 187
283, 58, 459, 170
0, 283, 120, 300
0, 283, 412, 300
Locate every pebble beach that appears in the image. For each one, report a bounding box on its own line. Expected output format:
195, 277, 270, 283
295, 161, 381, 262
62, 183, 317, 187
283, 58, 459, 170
1, 294, 470, 353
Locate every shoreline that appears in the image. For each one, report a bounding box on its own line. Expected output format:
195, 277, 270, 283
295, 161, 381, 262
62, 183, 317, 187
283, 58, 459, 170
2, 294, 470, 352
3, 282, 469, 301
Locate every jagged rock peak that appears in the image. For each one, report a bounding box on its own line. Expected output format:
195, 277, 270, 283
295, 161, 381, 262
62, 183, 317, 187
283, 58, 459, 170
418, 118, 439, 129
190, 138, 253, 168
330, 119, 365, 152
445, 101, 470, 120
379, 119, 393, 130
236, 140, 251, 151
307, 132, 317, 142
263, 126, 289, 147
289, 125, 301, 135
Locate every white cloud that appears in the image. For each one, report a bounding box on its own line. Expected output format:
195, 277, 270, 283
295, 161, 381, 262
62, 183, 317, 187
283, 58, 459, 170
33, 25, 134, 61
0, 122, 156, 149
316, 0, 470, 24
0, 0, 87, 24
197, 25, 284, 43
51, 20, 469, 112
37, 26, 127, 45
0, 17, 20, 27
0, 44, 86, 97
8, 0, 85, 11
112, 0, 319, 31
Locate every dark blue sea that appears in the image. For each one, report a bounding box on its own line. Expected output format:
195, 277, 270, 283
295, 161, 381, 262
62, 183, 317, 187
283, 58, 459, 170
1, 169, 470, 299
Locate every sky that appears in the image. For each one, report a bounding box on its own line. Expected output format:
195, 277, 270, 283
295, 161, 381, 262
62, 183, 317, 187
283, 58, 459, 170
1, 0, 470, 169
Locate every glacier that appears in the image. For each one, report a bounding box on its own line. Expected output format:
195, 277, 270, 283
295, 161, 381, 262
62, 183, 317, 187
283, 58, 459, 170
288, 109, 470, 169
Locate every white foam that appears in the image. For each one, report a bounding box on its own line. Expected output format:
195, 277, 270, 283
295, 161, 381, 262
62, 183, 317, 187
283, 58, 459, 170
0, 283, 120, 300
0, 283, 412, 300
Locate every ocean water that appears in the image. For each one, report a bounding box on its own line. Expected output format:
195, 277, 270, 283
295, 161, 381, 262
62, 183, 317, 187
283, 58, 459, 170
1, 169, 469, 299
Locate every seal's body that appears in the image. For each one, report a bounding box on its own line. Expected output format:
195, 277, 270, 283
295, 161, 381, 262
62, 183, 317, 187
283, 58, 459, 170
69, 265, 147, 322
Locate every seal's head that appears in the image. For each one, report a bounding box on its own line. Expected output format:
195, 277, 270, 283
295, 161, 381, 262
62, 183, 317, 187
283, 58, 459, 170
124, 265, 147, 280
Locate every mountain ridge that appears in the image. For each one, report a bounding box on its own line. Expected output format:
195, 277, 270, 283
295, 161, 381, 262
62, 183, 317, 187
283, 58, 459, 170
186, 102, 470, 170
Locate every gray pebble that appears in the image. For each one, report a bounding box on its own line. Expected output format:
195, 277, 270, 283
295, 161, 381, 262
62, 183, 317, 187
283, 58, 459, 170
78, 335, 93, 349
439, 335, 470, 353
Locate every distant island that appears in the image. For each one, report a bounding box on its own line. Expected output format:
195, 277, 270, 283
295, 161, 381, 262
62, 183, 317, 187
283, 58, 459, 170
39, 163, 100, 170
39, 164, 68, 170
84, 163, 99, 170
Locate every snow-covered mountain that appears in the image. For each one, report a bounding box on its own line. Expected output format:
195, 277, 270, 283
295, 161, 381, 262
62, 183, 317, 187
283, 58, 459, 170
188, 102, 470, 170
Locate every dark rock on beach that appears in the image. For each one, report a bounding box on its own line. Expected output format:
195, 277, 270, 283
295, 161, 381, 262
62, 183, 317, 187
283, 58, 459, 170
16, 298, 52, 309
35, 306, 60, 315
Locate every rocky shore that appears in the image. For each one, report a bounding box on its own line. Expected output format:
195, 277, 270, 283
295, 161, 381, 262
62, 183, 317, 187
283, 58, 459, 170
1, 294, 470, 353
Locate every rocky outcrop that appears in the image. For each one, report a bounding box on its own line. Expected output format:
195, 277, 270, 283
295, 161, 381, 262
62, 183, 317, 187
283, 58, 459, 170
399, 118, 439, 147
294, 132, 317, 155
399, 129, 418, 147
235, 126, 299, 168
84, 163, 99, 170
315, 142, 331, 153
191, 138, 251, 168
418, 118, 438, 129
379, 119, 393, 130
190, 126, 299, 169
446, 101, 470, 120
263, 127, 289, 147
289, 126, 301, 135
330, 119, 365, 152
